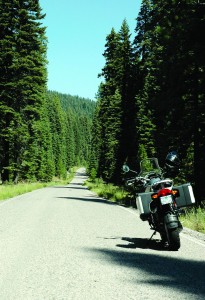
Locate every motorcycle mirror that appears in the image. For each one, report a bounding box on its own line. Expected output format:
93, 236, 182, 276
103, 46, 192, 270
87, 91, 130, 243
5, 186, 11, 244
122, 164, 130, 173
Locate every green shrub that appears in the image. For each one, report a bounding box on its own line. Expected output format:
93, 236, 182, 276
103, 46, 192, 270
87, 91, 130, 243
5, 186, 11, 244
90, 168, 97, 181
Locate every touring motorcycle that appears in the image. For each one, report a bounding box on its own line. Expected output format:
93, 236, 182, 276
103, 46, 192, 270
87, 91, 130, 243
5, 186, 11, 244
123, 152, 195, 251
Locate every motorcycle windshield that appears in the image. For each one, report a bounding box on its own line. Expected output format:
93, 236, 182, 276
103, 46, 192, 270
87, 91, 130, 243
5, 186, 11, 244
139, 158, 162, 177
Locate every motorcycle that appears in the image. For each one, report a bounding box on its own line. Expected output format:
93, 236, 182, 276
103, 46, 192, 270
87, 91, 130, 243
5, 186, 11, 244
122, 152, 188, 251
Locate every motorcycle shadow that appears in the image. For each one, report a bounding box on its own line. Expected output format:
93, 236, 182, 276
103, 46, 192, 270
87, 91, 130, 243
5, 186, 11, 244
117, 237, 167, 251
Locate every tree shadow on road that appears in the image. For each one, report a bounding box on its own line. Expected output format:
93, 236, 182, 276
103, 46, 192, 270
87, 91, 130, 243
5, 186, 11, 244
54, 186, 87, 190
87, 246, 205, 298
57, 196, 116, 205
75, 172, 88, 177
52, 183, 88, 190
67, 186, 88, 190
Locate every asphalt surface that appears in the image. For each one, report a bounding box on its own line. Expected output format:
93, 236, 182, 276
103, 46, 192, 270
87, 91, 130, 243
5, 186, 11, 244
0, 168, 204, 300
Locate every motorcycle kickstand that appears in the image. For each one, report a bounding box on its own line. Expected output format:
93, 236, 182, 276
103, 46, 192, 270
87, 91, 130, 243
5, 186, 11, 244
146, 230, 157, 248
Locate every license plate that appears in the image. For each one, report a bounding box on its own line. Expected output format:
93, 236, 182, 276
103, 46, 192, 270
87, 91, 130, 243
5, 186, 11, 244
160, 195, 172, 205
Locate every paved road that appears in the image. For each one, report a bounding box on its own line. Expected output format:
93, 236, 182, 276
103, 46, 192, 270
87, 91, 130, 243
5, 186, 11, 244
0, 168, 204, 300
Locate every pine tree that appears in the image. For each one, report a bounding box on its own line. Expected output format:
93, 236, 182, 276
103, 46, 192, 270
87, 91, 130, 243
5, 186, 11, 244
65, 109, 75, 169
133, 0, 205, 201
96, 29, 121, 181
0, 0, 48, 182
88, 96, 101, 177
102, 89, 122, 181
46, 93, 67, 179
133, 0, 157, 159
117, 20, 137, 172
90, 21, 137, 183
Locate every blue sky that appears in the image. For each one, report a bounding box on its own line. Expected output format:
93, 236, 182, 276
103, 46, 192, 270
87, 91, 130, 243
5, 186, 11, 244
40, 1, 142, 100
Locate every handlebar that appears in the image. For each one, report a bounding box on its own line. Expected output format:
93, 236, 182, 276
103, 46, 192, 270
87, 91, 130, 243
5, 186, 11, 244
126, 176, 149, 186
136, 176, 150, 182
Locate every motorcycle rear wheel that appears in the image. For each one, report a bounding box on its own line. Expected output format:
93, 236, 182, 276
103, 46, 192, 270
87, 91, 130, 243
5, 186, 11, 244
168, 228, 180, 250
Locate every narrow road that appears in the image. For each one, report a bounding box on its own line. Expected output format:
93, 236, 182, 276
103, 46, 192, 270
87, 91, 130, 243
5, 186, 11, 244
0, 168, 204, 300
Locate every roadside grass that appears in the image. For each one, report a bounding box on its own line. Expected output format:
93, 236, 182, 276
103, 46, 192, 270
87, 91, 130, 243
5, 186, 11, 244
0, 167, 77, 201
85, 178, 205, 234
85, 178, 133, 206
180, 206, 205, 234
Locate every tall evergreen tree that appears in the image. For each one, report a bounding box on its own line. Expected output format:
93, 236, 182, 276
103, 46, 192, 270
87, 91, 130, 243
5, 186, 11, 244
133, 0, 157, 159
65, 108, 75, 168
90, 0, 205, 202
90, 21, 137, 183
96, 29, 121, 181
46, 93, 67, 179
134, 0, 205, 201
117, 20, 137, 171
0, 0, 48, 182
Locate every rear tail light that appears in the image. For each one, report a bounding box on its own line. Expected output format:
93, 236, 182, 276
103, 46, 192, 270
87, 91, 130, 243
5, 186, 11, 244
158, 188, 172, 197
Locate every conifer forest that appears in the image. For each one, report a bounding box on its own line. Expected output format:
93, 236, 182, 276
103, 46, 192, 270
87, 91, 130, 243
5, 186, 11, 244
0, 1, 95, 183
0, 1, 205, 204
89, 0, 205, 205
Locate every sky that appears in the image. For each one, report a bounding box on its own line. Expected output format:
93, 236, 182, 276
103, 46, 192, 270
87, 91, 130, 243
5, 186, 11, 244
40, 0, 142, 100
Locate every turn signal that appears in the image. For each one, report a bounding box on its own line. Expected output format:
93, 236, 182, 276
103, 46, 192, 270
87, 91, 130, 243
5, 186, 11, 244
151, 193, 158, 199
172, 189, 179, 197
